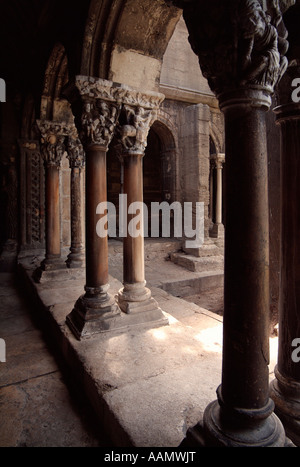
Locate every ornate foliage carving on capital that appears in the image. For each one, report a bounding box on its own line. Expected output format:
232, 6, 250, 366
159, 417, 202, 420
169, 0, 294, 97
36, 120, 72, 168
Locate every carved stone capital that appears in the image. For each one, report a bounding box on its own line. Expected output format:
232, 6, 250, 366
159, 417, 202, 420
79, 98, 120, 149
115, 86, 164, 155
70, 77, 121, 149
36, 120, 73, 168
170, 0, 294, 106
74, 76, 165, 110
64, 76, 164, 152
117, 104, 157, 155
66, 134, 85, 169
211, 153, 225, 169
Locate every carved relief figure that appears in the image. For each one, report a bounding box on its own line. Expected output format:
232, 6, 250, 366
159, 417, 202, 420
118, 105, 155, 153
80, 100, 119, 148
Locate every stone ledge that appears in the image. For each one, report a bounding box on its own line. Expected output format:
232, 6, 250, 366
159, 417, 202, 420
17, 257, 224, 447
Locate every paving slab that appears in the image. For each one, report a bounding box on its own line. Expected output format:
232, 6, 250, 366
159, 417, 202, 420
0, 372, 108, 447
0, 271, 112, 447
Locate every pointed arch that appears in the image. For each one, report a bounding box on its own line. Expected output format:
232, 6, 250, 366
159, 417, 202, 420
80, 0, 181, 91
40, 43, 73, 123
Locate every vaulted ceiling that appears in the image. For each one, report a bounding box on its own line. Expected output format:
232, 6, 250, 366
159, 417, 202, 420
1, 0, 300, 107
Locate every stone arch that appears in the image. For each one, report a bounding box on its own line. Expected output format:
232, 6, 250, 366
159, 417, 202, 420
209, 124, 223, 155
40, 43, 73, 123
80, 0, 181, 91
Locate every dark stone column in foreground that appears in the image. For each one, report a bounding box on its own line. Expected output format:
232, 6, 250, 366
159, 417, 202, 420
169, 0, 295, 447
270, 65, 300, 446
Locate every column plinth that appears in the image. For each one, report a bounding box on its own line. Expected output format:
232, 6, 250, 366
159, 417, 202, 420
270, 367, 300, 445
67, 283, 120, 339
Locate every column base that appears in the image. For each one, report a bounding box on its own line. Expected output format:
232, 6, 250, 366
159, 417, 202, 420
180, 386, 291, 447
270, 367, 300, 446
66, 285, 123, 340
118, 282, 169, 327
182, 237, 220, 258
180, 416, 294, 447
209, 222, 225, 239
66, 249, 85, 269
33, 256, 67, 283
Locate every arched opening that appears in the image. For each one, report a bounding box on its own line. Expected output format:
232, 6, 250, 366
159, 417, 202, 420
144, 120, 177, 237
144, 120, 176, 198
107, 119, 177, 238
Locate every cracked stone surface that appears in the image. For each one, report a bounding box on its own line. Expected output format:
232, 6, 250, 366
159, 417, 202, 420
0, 272, 112, 447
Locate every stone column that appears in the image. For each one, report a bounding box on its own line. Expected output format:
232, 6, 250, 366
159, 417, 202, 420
65, 77, 124, 339
34, 120, 69, 281
172, 0, 293, 447
209, 157, 215, 225
18, 139, 45, 250
210, 153, 225, 238
66, 132, 85, 269
269, 65, 300, 446
116, 91, 168, 327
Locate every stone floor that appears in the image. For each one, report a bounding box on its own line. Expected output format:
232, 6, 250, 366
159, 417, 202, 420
0, 239, 279, 447
0, 272, 112, 447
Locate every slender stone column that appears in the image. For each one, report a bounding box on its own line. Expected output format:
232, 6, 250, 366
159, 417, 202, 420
66, 132, 85, 269
209, 158, 215, 225
269, 65, 300, 446
215, 155, 224, 225
116, 93, 168, 326
65, 77, 123, 339
171, 0, 294, 447
34, 120, 69, 281
210, 153, 225, 238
